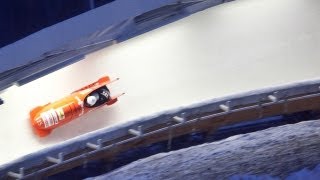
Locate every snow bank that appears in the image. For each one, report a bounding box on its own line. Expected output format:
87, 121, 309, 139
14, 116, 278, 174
89, 120, 320, 180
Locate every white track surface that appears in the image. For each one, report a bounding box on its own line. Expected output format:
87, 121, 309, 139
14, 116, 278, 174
1, 0, 320, 165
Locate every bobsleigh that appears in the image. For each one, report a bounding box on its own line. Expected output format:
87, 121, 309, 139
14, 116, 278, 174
29, 75, 123, 137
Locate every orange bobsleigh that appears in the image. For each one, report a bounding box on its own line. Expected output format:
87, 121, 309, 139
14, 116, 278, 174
29, 75, 123, 137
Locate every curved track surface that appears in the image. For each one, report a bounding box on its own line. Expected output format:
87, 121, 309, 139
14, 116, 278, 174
1, 0, 320, 165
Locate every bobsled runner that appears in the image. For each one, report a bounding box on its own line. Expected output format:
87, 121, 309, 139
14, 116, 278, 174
29, 75, 124, 137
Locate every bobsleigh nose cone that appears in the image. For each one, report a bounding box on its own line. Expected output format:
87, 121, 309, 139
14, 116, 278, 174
30, 116, 44, 130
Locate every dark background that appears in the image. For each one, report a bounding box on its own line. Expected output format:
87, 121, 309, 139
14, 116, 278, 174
0, 0, 115, 48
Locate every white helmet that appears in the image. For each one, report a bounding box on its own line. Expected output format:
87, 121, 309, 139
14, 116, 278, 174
86, 93, 99, 106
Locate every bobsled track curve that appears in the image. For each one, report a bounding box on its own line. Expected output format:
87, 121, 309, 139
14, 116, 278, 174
1, 0, 320, 176
3, 76, 320, 179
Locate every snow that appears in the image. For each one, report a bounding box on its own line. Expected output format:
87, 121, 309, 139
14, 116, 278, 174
88, 120, 320, 180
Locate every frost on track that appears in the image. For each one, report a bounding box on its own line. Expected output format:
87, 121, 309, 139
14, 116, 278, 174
88, 120, 320, 180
